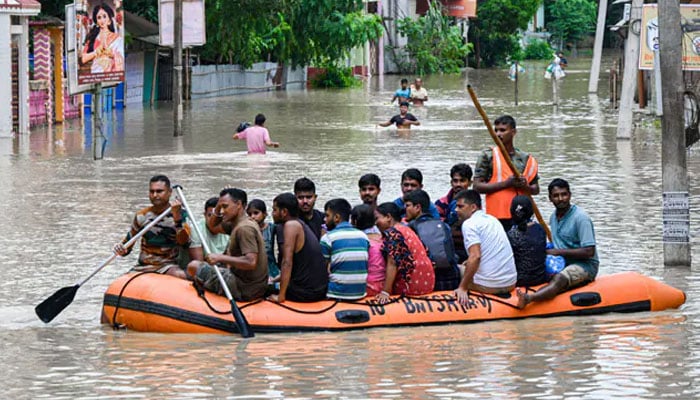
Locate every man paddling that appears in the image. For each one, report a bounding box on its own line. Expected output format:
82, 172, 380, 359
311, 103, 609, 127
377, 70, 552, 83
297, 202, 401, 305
516, 179, 599, 309
114, 175, 191, 278
187, 188, 269, 301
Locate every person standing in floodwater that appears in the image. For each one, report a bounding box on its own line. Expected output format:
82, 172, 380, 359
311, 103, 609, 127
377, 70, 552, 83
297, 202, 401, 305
232, 113, 280, 154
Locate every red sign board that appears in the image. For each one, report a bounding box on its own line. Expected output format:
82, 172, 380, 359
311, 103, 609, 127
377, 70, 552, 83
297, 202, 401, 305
416, 0, 477, 18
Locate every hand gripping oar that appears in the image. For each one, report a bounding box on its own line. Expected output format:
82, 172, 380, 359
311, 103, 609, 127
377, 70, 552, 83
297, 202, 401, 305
173, 185, 254, 338
467, 84, 553, 242
35, 206, 173, 323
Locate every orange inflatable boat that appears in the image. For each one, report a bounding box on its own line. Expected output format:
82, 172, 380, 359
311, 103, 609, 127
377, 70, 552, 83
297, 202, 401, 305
101, 271, 685, 334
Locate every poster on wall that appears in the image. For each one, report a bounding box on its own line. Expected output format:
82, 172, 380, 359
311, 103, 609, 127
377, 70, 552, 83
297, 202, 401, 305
640, 4, 700, 71
75, 0, 125, 84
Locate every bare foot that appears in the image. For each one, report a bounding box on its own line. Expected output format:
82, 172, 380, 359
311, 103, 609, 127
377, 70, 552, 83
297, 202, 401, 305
516, 289, 529, 310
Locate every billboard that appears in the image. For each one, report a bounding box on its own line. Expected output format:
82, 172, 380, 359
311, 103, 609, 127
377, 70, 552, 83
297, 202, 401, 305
75, 0, 125, 84
159, 0, 206, 47
640, 4, 700, 71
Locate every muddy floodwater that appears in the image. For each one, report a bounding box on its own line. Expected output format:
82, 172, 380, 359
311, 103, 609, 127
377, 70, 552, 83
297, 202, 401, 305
2, 57, 700, 398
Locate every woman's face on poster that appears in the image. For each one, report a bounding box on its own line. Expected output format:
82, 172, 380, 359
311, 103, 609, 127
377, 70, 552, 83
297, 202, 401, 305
96, 8, 110, 29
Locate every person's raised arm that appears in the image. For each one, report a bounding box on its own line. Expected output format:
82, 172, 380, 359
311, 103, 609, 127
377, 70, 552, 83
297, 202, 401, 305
377, 119, 393, 128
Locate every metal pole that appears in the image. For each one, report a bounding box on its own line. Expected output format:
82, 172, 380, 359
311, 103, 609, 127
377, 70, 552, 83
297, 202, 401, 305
658, 1, 691, 266
514, 61, 519, 106
173, 0, 183, 136
92, 83, 103, 160
617, 0, 643, 139
588, 0, 608, 93
653, 49, 663, 116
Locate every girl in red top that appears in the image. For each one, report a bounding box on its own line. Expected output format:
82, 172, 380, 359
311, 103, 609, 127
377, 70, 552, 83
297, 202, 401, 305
374, 202, 435, 303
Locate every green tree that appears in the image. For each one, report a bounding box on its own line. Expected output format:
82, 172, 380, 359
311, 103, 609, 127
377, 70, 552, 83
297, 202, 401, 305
545, 0, 596, 51
202, 0, 383, 68
470, 0, 540, 68
393, 1, 471, 75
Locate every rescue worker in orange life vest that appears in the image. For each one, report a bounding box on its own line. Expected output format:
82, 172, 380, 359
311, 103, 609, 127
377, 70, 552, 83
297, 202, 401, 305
472, 115, 540, 232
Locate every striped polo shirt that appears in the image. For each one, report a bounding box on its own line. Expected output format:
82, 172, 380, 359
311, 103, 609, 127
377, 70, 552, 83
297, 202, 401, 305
320, 221, 369, 300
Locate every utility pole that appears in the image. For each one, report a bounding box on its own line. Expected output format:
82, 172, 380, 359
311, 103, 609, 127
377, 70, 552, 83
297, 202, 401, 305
658, 1, 691, 266
588, 0, 607, 93
616, 0, 642, 139
173, 0, 183, 136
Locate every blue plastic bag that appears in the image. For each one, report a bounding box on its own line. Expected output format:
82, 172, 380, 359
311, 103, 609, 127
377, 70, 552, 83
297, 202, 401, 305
545, 242, 566, 276
545, 255, 566, 276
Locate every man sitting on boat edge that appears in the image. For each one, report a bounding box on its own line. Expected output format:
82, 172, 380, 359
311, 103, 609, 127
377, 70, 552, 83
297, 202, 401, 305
114, 175, 191, 279
187, 188, 269, 302
516, 178, 599, 309
453, 190, 518, 301
269, 192, 328, 303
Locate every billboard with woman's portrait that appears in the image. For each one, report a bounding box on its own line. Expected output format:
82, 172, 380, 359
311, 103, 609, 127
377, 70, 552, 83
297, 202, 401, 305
75, 0, 125, 84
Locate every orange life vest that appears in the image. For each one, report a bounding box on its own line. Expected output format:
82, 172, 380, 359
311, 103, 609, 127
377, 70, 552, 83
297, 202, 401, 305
485, 146, 538, 219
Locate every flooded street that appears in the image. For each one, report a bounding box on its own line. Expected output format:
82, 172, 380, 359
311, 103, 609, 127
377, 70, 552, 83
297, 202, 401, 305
2, 57, 700, 398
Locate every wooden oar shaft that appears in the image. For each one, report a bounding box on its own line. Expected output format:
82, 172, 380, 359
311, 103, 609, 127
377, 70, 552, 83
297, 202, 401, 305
467, 85, 553, 242
79, 206, 173, 286
174, 186, 254, 338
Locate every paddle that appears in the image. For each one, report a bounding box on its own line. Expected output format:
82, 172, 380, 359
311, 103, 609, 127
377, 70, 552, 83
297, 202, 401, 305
467, 84, 553, 242
173, 185, 254, 338
35, 206, 173, 323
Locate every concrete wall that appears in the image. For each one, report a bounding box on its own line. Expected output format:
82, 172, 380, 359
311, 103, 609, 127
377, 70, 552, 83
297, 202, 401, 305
0, 14, 11, 136
190, 62, 307, 99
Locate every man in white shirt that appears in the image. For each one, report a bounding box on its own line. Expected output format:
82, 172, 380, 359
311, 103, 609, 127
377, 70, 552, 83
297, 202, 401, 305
453, 190, 517, 303
410, 78, 428, 106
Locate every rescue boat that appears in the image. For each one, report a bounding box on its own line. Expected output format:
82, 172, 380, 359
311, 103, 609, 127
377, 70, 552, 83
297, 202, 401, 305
101, 271, 685, 334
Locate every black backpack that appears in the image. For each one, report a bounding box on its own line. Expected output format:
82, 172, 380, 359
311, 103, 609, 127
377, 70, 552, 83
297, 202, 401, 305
410, 217, 457, 271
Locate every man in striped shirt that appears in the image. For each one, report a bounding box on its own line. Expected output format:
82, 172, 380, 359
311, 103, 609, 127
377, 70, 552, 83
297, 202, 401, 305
320, 198, 369, 300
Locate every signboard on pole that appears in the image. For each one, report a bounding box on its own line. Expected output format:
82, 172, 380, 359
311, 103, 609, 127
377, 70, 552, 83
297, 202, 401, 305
159, 0, 206, 47
65, 4, 94, 95
662, 192, 690, 244
74, 0, 125, 84
640, 4, 700, 71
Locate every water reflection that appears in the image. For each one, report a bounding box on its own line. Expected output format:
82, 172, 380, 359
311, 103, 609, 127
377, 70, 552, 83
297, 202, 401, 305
2, 55, 700, 398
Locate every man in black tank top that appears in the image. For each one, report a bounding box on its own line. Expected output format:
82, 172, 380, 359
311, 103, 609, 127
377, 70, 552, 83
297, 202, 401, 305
294, 177, 325, 240
269, 193, 328, 303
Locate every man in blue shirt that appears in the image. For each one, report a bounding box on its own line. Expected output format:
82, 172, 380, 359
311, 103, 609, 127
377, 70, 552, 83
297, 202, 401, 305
393, 168, 441, 219
320, 198, 369, 300
391, 78, 412, 104
517, 178, 598, 308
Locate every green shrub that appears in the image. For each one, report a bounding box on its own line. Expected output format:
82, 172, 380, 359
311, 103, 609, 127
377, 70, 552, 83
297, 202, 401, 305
524, 39, 554, 60
311, 65, 361, 88
392, 1, 471, 74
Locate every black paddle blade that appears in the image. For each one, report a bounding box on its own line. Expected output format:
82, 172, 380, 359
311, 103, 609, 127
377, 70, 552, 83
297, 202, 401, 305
230, 300, 254, 338
35, 285, 80, 323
